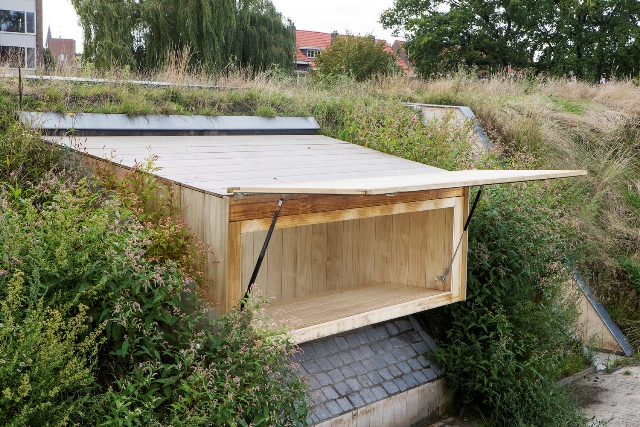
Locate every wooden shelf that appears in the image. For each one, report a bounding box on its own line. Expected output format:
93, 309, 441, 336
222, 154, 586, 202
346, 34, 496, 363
260, 283, 452, 343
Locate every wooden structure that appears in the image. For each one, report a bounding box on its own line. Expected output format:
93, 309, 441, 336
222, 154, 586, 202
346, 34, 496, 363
55, 133, 586, 343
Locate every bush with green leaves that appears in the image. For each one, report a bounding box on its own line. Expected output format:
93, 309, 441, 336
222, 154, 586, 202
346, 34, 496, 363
426, 182, 596, 426
314, 33, 399, 81
0, 124, 310, 426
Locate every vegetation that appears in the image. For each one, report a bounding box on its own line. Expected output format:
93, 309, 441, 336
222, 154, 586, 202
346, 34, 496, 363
0, 119, 308, 425
71, 0, 296, 74
314, 33, 399, 81
381, 0, 640, 82
2, 68, 639, 425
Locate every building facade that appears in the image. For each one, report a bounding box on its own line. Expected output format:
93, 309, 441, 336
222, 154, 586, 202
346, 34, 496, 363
0, 0, 42, 68
46, 26, 76, 66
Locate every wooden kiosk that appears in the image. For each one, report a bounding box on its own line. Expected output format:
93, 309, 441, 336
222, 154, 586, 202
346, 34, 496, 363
60, 133, 585, 343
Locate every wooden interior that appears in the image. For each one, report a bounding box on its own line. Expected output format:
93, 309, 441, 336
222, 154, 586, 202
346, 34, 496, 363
229, 191, 467, 342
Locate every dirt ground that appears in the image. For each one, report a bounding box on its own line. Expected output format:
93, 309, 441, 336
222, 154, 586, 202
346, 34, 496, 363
419, 362, 640, 427
574, 365, 640, 426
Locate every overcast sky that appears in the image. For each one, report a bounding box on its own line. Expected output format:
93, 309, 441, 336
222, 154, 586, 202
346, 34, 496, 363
43, 0, 400, 54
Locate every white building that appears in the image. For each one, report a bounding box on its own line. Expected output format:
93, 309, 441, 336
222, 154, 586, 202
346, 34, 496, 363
0, 0, 42, 68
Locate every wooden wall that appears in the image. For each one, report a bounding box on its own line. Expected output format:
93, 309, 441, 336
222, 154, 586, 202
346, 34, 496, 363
239, 208, 454, 303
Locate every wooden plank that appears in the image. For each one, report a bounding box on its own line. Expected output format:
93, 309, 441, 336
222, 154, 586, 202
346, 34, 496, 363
240, 232, 255, 295
392, 214, 411, 287
381, 395, 397, 427
374, 215, 393, 284
311, 223, 328, 294
227, 221, 242, 311
357, 217, 376, 286
229, 169, 587, 195
342, 220, 358, 294
281, 227, 298, 300
229, 188, 464, 222
240, 198, 457, 232
410, 211, 428, 287
296, 225, 313, 298
326, 221, 344, 291
291, 292, 451, 343
452, 191, 468, 301
202, 194, 228, 311
266, 228, 283, 302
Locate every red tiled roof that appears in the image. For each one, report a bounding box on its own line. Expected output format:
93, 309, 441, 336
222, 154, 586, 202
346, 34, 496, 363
295, 29, 414, 75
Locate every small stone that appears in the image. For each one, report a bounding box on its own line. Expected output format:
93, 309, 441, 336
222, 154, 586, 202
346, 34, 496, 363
334, 381, 352, 396
340, 364, 356, 378
313, 341, 330, 358
345, 378, 362, 392
394, 378, 409, 391
372, 385, 387, 400
328, 368, 344, 383
397, 361, 412, 374
336, 397, 353, 412
325, 339, 340, 354
316, 373, 332, 386
328, 354, 344, 368
325, 401, 343, 416
351, 361, 367, 376
386, 322, 400, 336
335, 336, 349, 351
388, 364, 402, 378
340, 352, 355, 365
360, 388, 378, 404
396, 319, 412, 332
350, 348, 365, 361
367, 371, 384, 385
322, 386, 339, 400
382, 352, 397, 365
348, 392, 366, 408
412, 341, 429, 355
317, 357, 333, 371
379, 368, 394, 380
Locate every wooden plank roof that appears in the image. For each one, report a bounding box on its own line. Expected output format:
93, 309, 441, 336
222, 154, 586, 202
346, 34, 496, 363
54, 134, 444, 196
229, 169, 587, 195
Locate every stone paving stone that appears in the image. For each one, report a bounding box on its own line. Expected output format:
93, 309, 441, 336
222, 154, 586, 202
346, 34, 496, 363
398, 361, 413, 375
297, 315, 446, 424
367, 371, 384, 385
351, 361, 367, 376
325, 401, 342, 417
394, 378, 409, 392
335, 336, 349, 351
424, 368, 438, 381
345, 378, 362, 392
385, 322, 399, 336
322, 386, 339, 400
328, 354, 343, 368
334, 381, 352, 396
361, 388, 378, 404
388, 364, 403, 378
325, 339, 340, 354
382, 380, 400, 395
348, 392, 365, 408
372, 385, 387, 400
328, 368, 344, 383
317, 373, 332, 386
317, 357, 333, 371
340, 364, 356, 378
336, 397, 353, 413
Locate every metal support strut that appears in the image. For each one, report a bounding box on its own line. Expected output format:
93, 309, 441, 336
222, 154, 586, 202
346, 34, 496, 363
436, 185, 484, 282
240, 195, 285, 310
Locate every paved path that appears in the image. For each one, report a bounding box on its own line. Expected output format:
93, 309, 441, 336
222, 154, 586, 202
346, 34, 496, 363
575, 365, 640, 426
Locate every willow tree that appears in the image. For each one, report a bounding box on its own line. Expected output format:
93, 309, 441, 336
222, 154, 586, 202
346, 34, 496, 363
72, 0, 295, 74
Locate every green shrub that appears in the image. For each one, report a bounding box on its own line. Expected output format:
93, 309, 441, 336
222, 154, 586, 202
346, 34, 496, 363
428, 183, 594, 426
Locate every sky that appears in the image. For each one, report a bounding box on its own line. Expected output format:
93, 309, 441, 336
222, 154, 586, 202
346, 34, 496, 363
43, 0, 401, 54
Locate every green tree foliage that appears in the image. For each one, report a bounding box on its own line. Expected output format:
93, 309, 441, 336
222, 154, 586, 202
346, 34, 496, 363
314, 33, 399, 81
71, 0, 295, 74
381, 0, 640, 82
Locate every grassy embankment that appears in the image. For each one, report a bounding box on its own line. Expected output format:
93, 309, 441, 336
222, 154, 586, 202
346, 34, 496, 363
1, 67, 638, 425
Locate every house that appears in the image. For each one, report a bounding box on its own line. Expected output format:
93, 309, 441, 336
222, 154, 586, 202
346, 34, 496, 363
0, 0, 43, 68
295, 29, 415, 77
46, 25, 76, 66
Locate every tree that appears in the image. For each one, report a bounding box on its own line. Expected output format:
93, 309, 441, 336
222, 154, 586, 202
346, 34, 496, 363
380, 0, 640, 82
314, 33, 399, 81
71, 0, 295, 74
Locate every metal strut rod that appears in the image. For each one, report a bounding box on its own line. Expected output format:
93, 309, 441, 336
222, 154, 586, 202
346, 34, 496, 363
240, 195, 285, 310
436, 185, 484, 282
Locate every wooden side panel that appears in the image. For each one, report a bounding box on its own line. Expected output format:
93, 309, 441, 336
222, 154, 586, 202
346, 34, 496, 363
326, 221, 344, 291
266, 229, 283, 301
374, 215, 393, 284
296, 225, 313, 298
281, 227, 298, 300
202, 194, 229, 312
311, 223, 328, 295
572, 282, 624, 353
357, 217, 376, 286
227, 221, 242, 311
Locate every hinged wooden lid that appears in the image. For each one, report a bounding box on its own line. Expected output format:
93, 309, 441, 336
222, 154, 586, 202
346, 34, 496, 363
228, 169, 587, 195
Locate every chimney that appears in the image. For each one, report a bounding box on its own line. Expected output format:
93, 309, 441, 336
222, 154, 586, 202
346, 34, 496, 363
331, 31, 338, 42
36, 0, 43, 66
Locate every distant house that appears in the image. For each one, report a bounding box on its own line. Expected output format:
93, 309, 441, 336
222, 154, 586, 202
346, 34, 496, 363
0, 0, 43, 68
295, 29, 415, 77
46, 25, 76, 66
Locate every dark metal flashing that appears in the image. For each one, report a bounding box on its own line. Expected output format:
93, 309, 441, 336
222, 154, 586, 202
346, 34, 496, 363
20, 112, 321, 136
406, 103, 493, 149
294, 315, 443, 425
570, 266, 634, 356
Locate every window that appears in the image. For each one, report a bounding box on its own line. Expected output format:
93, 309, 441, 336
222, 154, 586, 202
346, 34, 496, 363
27, 48, 35, 68
26, 12, 35, 34
0, 9, 35, 34
58, 53, 66, 61
306, 49, 319, 59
